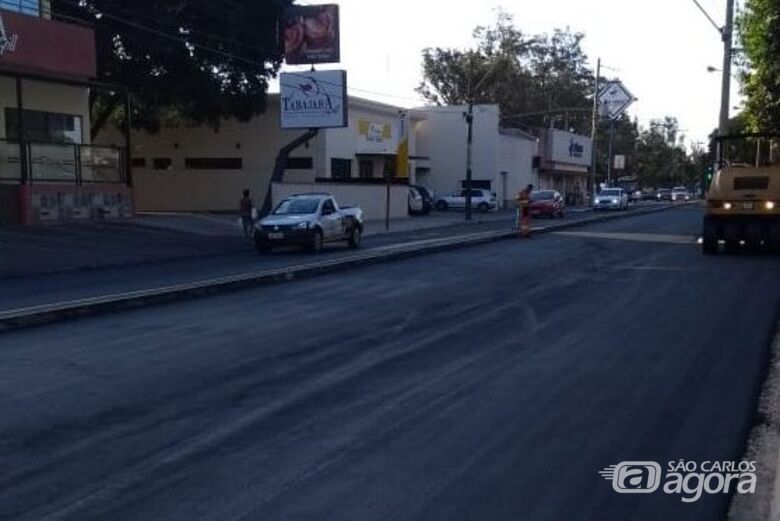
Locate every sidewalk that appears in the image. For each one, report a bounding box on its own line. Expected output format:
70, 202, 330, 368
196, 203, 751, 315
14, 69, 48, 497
0, 210, 519, 279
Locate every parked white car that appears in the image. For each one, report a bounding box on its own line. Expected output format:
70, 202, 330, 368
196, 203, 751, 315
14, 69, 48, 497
594, 188, 629, 211
435, 189, 497, 212
671, 187, 691, 202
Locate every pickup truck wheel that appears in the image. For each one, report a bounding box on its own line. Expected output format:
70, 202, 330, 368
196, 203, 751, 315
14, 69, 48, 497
309, 230, 324, 253
435, 201, 448, 212
348, 226, 362, 248
477, 202, 489, 213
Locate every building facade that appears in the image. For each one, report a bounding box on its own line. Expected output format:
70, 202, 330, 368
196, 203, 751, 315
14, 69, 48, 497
0, 2, 131, 225
538, 129, 592, 206
414, 104, 538, 208
99, 95, 423, 220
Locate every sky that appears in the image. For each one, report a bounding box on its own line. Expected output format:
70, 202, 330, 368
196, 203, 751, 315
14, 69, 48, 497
278, 0, 743, 146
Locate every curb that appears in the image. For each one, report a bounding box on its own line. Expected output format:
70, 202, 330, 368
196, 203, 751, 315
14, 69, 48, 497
0, 204, 677, 332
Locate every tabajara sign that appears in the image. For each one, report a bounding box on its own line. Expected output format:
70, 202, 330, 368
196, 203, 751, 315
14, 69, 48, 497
599, 81, 635, 120
280, 70, 348, 129
0, 12, 19, 56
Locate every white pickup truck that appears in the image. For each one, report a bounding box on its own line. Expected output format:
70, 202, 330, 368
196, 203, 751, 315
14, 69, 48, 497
254, 193, 364, 253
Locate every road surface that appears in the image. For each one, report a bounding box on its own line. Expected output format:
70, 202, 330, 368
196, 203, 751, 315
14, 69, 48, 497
0, 206, 777, 520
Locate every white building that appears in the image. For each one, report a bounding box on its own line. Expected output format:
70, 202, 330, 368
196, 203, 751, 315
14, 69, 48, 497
414, 104, 538, 208
538, 129, 592, 206
98, 95, 425, 220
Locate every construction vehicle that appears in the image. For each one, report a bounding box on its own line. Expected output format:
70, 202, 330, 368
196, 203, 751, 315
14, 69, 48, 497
702, 134, 780, 254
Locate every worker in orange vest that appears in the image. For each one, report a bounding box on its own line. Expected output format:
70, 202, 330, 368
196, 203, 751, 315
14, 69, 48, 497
516, 184, 533, 238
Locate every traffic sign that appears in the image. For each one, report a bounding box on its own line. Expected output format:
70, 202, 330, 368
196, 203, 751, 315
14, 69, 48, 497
598, 81, 635, 120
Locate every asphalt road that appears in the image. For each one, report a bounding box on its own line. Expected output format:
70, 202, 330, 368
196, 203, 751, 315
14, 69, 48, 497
0, 205, 650, 313
0, 206, 777, 521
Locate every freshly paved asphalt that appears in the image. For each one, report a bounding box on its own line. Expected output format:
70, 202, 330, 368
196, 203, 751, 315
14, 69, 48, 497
0, 206, 777, 520
0, 206, 641, 313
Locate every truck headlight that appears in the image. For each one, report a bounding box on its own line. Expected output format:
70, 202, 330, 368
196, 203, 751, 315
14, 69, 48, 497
297, 221, 310, 229
723, 202, 732, 210
766, 201, 776, 210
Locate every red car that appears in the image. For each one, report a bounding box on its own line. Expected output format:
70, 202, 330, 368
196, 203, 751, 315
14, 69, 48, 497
529, 190, 565, 218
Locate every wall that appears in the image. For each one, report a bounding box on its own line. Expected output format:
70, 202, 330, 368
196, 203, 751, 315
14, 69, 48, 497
415, 105, 500, 198
99, 96, 419, 214
97, 101, 326, 212
272, 182, 408, 221
498, 133, 538, 207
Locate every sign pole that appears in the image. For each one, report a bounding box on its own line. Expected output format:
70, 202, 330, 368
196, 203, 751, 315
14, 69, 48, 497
607, 118, 615, 187
589, 58, 601, 201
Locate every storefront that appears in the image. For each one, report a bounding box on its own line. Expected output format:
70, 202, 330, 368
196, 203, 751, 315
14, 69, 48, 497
0, 4, 131, 225
538, 129, 592, 206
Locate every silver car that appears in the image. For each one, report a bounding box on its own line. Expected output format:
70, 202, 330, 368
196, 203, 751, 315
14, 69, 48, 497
594, 188, 629, 211
435, 189, 497, 212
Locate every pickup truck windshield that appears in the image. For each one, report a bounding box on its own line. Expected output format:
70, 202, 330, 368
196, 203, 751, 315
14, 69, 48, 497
273, 199, 321, 216
600, 190, 621, 196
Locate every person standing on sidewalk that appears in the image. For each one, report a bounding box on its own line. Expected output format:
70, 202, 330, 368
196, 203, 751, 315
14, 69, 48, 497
516, 184, 533, 238
239, 189, 254, 237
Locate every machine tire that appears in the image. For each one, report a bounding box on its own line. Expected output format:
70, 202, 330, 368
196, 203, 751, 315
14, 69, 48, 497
702, 218, 719, 255
436, 201, 449, 212
477, 202, 489, 213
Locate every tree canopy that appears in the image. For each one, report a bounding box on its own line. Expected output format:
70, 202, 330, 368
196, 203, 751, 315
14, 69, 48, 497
417, 12, 594, 134
52, 0, 291, 136
738, 0, 780, 132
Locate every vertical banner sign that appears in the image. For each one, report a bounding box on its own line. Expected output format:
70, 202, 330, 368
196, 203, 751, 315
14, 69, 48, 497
396, 116, 409, 178
282, 5, 340, 65
280, 70, 348, 129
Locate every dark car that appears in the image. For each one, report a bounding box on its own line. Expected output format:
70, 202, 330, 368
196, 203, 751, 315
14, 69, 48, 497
656, 188, 673, 201
529, 190, 565, 218
641, 189, 658, 201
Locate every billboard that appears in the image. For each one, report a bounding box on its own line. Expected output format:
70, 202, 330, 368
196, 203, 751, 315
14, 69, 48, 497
0, 9, 96, 80
280, 70, 348, 129
356, 119, 397, 154
281, 4, 340, 65
546, 129, 592, 167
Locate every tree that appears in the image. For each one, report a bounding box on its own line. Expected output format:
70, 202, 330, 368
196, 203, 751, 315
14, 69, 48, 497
417, 12, 594, 134
738, 0, 780, 132
52, 0, 291, 136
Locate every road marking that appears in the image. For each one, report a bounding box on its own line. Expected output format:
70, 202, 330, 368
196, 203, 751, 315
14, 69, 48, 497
611, 265, 700, 272
552, 231, 698, 245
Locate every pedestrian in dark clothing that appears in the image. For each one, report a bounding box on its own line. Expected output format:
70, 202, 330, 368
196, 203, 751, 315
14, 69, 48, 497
239, 189, 254, 237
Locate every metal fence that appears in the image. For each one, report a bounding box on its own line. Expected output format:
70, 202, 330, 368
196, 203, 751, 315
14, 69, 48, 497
0, 139, 126, 184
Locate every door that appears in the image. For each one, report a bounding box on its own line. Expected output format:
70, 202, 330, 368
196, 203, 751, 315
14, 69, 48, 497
320, 199, 341, 239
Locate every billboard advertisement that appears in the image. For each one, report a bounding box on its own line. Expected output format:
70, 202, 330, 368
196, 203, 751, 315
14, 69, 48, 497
356, 119, 397, 154
546, 129, 592, 167
280, 70, 348, 129
281, 4, 340, 65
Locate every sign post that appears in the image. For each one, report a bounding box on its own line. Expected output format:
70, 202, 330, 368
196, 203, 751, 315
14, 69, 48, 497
597, 81, 635, 187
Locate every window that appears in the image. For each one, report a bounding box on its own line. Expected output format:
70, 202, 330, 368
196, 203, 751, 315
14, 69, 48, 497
331, 158, 352, 180
0, 0, 40, 16
131, 158, 147, 168
322, 199, 335, 214
5, 109, 83, 144
153, 158, 173, 170
286, 157, 313, 170
185, 157, 242, 170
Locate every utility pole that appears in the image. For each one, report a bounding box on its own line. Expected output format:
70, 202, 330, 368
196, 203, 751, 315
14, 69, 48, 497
718, 0, 735, 137
465, 101, 474, 221
590, 58, 601, 198
606, 118, 615, 186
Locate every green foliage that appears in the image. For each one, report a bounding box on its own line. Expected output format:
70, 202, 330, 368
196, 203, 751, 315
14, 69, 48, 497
417, 11, 594, 134
737, 0, 780, 132
52, 0, 291, 135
